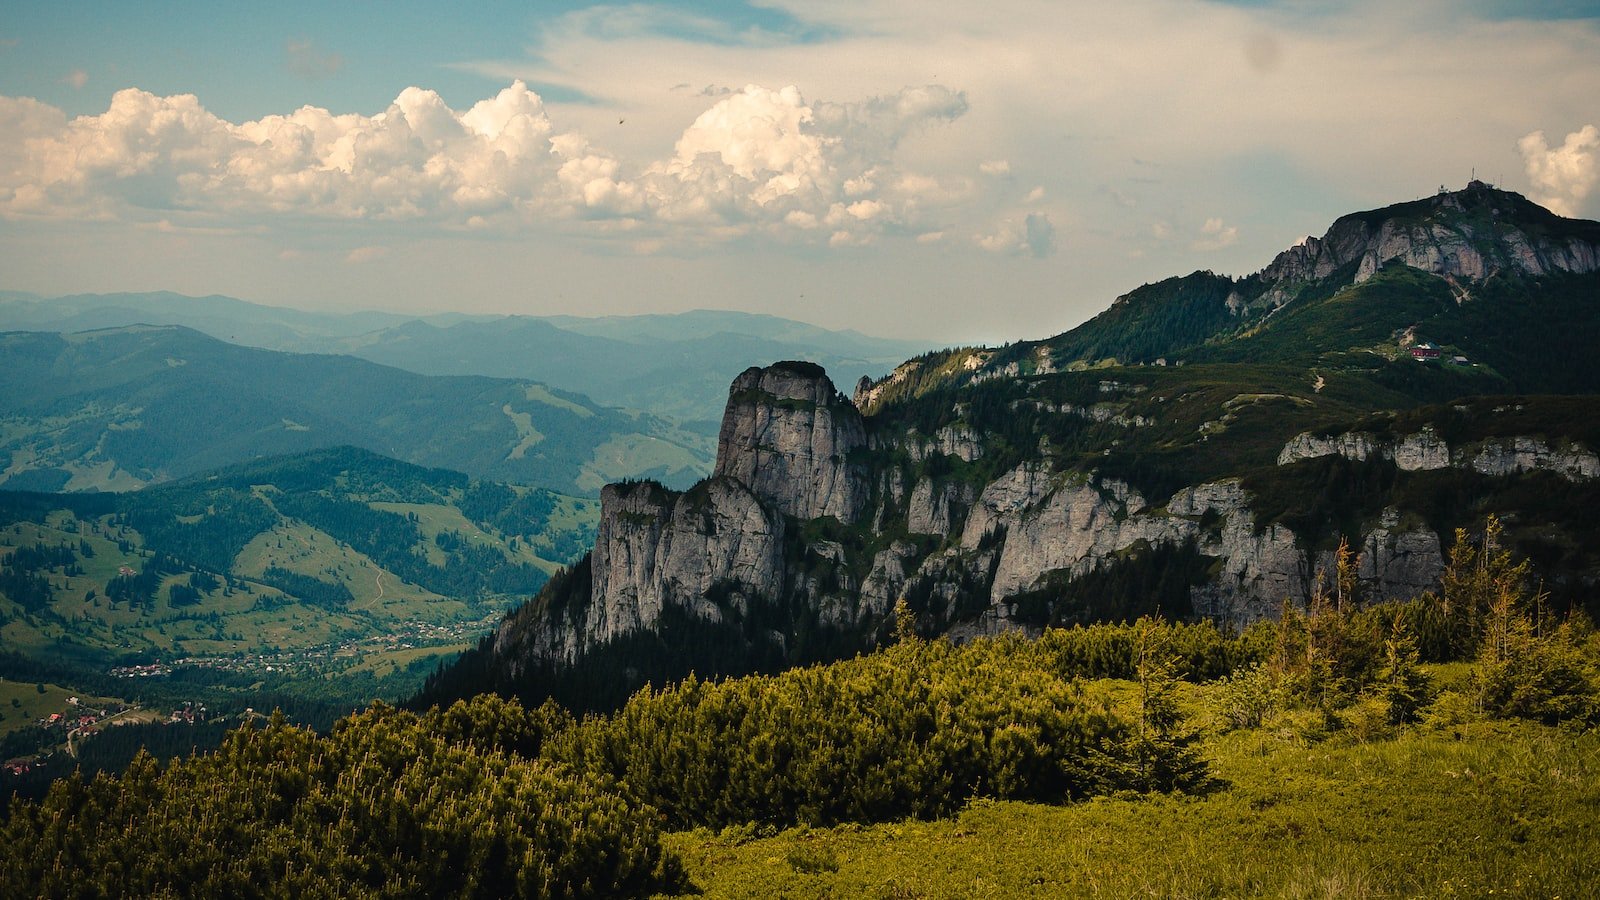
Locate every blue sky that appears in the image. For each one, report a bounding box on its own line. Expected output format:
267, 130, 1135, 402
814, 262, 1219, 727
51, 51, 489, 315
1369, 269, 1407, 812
1, 1, 1597, 343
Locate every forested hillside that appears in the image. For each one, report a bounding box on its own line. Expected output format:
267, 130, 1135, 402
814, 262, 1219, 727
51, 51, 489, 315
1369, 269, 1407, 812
0, 448, 597, 742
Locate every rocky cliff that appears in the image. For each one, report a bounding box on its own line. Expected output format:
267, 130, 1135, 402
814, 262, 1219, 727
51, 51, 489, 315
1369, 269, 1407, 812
486, 354, 1600, 684
1254, 181, 1600, 307
714, 362, 869, 522
1278, 426, 1600, 480
444, 189, 1600, 709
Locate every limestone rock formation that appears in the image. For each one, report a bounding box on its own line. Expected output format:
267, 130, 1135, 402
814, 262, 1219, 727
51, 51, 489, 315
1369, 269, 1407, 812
1278, 427, 1598, 481
906, 478, 975, 537
714, 362, 869, 523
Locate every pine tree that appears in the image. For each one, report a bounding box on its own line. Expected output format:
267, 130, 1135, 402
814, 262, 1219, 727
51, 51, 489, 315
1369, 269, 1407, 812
1375, 609, 1430, 724
1126, 617, 1210, 793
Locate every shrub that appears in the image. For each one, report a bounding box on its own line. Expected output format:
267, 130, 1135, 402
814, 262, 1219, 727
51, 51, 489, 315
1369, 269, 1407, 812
542, 635, 1207, 829
0, 708, 679, 899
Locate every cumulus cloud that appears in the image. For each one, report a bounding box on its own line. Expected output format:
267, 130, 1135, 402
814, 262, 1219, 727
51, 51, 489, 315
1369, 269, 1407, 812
642, 83, 970, 242
0, 83, 600, 226
977, 212, 1055, 258
1193, 216, 1238, 251
0, 80, 1013, 252
1520, 125, 1599, 217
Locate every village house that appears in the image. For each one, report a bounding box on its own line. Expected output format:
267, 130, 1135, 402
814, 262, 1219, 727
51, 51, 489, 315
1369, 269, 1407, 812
1409, 342, 1442, 361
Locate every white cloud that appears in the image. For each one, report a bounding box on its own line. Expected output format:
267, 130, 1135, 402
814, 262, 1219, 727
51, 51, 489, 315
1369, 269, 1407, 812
1193, 217, 1238, 251
62, 69, 87, 89
979, 159, 1010, 176
345, 246, 388, 263
0, 80, 1019, 253
458, 0, 1600, 265
977, 212, 1055, 258
1520, 125, 1599, 217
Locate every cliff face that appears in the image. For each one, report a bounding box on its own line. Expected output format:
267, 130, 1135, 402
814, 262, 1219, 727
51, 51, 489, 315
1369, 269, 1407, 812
714, 363, 869, 523
501, 363, 869, 665
583, 477, 787, 654
1278, 426, 1600, 481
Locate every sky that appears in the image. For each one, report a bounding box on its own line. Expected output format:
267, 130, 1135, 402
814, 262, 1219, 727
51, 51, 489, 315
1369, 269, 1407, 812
1, 1, 1597, 345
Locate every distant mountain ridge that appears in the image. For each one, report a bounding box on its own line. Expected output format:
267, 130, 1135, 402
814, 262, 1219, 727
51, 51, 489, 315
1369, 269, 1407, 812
0, 325, 711, 495
0, 295, 928, 423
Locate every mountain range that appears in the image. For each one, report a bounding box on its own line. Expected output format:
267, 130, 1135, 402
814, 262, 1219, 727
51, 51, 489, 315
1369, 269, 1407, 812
417, 182, 1600, 711
0, 294, 927, 424
0, 325, 711, 495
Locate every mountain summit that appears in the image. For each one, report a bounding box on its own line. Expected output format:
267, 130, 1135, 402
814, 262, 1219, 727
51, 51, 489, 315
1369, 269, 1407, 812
857, 184, 1600, 405
1253, 181, 1599, 302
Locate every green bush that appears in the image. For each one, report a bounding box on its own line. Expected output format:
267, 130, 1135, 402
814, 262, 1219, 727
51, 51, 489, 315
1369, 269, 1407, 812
542, 635, 1203, 829
1475, 620, 1600, 727
0, 707, 679, 899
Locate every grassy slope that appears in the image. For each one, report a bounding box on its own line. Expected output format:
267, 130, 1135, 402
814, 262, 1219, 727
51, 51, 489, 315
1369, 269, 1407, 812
0, 511, 382, 659
0, 679, 125, 741
663, 710, 1597, 898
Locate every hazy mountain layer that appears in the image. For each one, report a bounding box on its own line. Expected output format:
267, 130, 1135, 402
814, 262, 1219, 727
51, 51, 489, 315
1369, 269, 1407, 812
0, 295, 927, 424
0, 325, 712, 494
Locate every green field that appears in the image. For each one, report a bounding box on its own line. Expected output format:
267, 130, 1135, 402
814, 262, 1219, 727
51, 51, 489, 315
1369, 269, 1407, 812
0, 679, 127, 741
661, 708, 1598, 898
233, 520, 457, 615
579, 431, 719, 492
0, 512, 385, 658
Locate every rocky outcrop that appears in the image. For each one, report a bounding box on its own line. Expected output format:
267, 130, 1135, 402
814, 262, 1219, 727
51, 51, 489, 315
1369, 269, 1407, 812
1169, 480, 1309, 624
1393, 428, 1452, 471
901, 425, 984, 463
1470, 437, 1600, 480
851, 541, 921, 627
715, 363, 869, 523
510, 363, 868, 664
906, 477, 975, 537
982, 476, 1186, 603
1277, 432, 1381, 466
524, 476, 788, 662
1279, 426, 1598, 481
1258, 183, 1600, 301
1358, 509, 1444, 602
